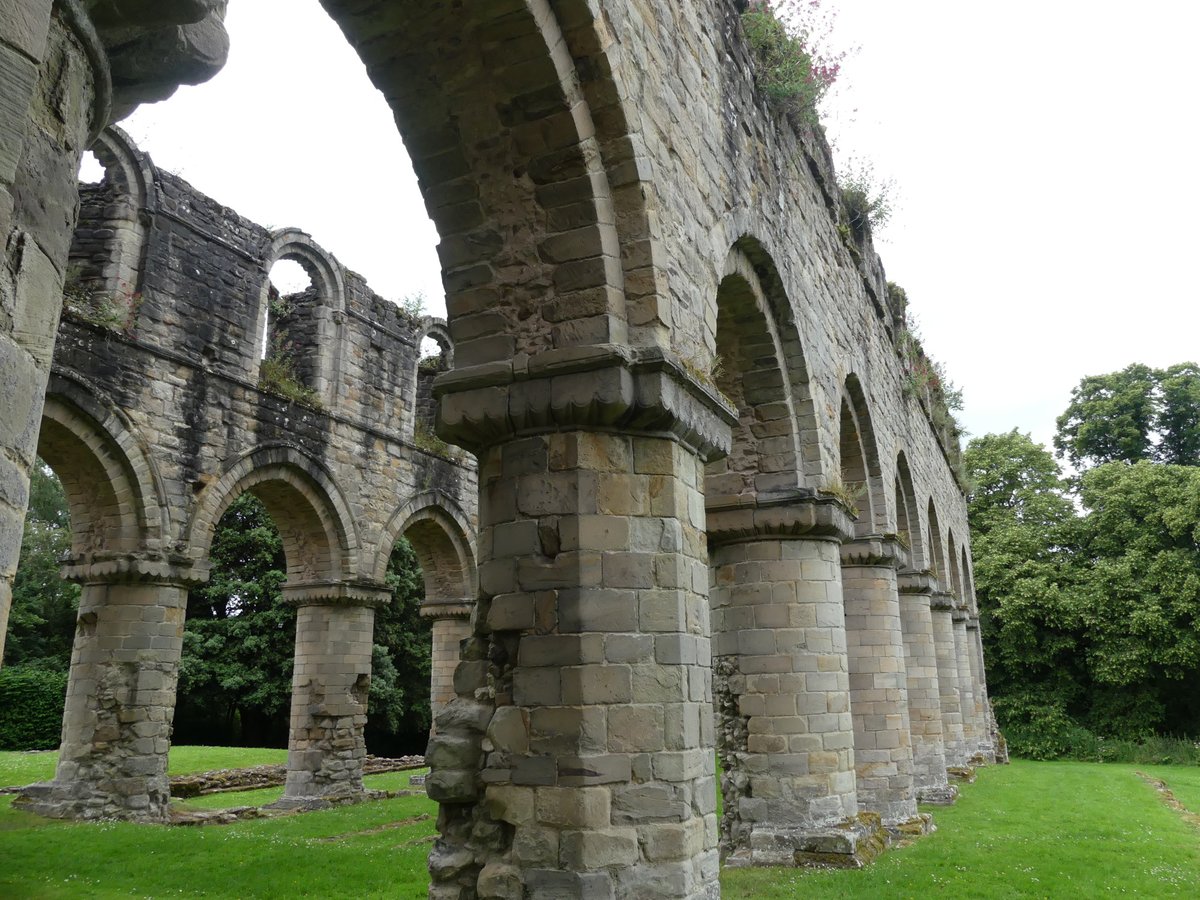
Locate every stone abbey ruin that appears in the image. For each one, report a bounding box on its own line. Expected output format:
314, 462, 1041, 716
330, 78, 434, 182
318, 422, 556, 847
0, 2, 999, 898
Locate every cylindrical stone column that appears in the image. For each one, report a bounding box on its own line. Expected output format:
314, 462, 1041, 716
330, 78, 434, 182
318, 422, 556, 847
952, 608, 979, 762
275, 581, 390, 808
966, 618, 995, 763
707, 499, 886, 867
841, 537, 922, 828
0, 5, 106, 667
16, 556, 201, 821
422, 600, 474, 728
930, 593, 966, 769
897, 573, 955, 804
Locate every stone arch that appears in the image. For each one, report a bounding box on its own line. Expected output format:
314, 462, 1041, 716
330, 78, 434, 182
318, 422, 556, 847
328, 0, 660, 366
705, 243, 812, 506
948, 529, 964, 601
186, 446, 358, 585
960, 545, 977, 614
374, 491, 478, 605
838, 375, 887, 536
36, 372, 167, 557
894, 452, 926, 570
255, 228, 347, 404
64, 126, 155, 341
408, 317, 454, 440
926, 499, 949, 589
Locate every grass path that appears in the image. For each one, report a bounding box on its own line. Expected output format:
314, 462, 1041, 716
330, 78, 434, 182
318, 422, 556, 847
1, 752, 1198, 897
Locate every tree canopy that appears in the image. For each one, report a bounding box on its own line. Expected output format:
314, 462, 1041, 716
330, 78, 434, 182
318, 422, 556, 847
971, 362, 1200, 755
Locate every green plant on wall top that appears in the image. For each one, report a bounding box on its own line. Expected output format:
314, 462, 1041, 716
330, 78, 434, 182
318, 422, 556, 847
839, 159, 895, 239
740, 0, 844, 125
61, 265, 142, 336
259, 334, 323, 410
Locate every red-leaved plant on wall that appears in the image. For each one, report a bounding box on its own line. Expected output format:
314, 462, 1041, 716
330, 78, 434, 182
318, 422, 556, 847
741, 0, 847, 123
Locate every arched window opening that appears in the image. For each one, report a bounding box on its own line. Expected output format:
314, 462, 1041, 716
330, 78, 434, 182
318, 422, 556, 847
410, 323, 454, 447
259, 258, 321, 405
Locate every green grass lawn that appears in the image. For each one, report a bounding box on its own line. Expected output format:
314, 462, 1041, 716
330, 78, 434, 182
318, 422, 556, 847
1, 752, 1198, 898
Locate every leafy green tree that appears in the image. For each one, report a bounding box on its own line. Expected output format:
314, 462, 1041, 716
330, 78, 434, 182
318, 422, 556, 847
1055, 362, 1200, 470
5, 462, 79, 670
176, 493, 294, 746
965, 432, 1090, 741
1076, 461, 1200, 736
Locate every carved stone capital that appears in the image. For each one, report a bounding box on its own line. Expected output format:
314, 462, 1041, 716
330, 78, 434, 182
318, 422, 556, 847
434, 344, 737, 461
929, 591, 957, 612
966, 616, 981, 631
420, 600, 474, 621
61, 551, 209, 586
281, 580, 392, 609
706, 491, 855, 547
840, 534, 907, 568
951, 607, 970, 623
897, 570, 936, 596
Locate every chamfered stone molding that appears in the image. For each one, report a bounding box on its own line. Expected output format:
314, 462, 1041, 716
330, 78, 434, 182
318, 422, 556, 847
434, 343, 737, 461
706, 491, 856, 546
839, 534, 908, 569
280, 580, 392, 609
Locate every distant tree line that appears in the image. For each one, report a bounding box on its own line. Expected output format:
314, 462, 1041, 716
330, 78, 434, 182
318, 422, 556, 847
2, 481, 433, 754
968, 363, 1200, 758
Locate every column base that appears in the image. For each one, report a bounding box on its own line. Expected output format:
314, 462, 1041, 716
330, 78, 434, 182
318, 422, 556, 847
917, 784, 959, 805
947, 766, 976, 784
888, 812, 936, 839
723, 813, 891, 869
264, 787, 375, 812
14, 778, 169, 823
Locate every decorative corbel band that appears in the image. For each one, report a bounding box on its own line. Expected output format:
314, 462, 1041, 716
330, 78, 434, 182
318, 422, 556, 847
706, 491, 856, 547
281, 580, 392, 609
898, 570, 937, 595
61, 551, 210, 586
434, 344, 738, 462
929, 591, 957, 612
55, 0, 113, 141
420, 600, 473, 621
840, 534, 908, 568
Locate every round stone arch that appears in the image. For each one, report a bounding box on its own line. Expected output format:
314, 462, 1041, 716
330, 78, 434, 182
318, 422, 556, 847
960, 545, 978, 615
374, 491, 478, 607
255, 228, 347, 406
926, 498, 950, 589
705, 240, 821, 508
325, 0, 662, 367
186, 446, 359, 587
838, 375, 888, 536
65, 125, 155, 328
894, 451, 927, 570
375, 491, 478, 722
37, 371, 169, 558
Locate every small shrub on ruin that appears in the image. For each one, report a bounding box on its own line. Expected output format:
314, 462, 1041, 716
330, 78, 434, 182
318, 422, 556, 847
741, 0, 845, 125
259, 335, 323, 410
61, 267, 142, 336
838, 158, 895, 238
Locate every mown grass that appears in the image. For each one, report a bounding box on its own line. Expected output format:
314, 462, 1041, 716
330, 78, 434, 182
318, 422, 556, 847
2, 752, 1199, 898
722, 760, 1200, 898
0, 745, 287, 789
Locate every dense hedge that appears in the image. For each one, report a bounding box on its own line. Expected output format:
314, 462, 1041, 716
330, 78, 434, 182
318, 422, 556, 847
0, 666, 67, 750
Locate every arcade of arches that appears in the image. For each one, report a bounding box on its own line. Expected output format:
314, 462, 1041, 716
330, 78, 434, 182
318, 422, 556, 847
0, 3, 999, 898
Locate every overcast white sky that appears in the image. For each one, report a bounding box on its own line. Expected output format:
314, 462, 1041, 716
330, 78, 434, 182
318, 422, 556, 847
113, 0, 1200, 452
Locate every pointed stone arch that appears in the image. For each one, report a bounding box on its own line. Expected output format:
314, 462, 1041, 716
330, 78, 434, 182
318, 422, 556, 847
926, 499, 949, 589
186, 445, 359, 585
37, 371, 167, 557
960, 545, 977, 614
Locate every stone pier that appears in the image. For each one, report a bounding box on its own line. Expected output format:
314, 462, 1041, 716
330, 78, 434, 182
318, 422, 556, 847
931, 593, 968, 770
17, 557, 199, 821
424, 601, 474, 726
709, 498, 887, 869
841, 537, 925, 830
897, 572, 956, 804
275, 582, 391, 808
